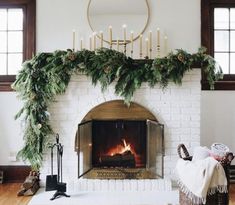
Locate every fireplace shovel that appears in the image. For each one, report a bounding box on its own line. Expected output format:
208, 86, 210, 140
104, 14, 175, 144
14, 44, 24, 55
45, 145, 57, 191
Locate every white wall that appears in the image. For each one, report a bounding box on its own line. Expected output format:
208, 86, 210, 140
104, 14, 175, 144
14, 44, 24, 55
201, 92, 235, 161
6, 0, 233, 168
0, 92, 24, 165
36, 0, 200, 53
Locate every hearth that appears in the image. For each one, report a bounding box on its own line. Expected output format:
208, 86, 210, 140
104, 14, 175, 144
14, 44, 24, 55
76, 118, 164, 179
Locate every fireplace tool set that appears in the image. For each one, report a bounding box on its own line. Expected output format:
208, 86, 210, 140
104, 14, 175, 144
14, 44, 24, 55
45, 133, 70, 200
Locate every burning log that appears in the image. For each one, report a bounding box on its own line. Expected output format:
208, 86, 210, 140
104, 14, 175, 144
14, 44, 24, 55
99, 150, 136, 168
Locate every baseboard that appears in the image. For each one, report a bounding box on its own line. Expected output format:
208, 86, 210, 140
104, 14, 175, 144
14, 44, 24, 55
0, 165, 31, 183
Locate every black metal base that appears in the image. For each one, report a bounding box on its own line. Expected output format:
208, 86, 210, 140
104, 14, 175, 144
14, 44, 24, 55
50, 191, 70, 200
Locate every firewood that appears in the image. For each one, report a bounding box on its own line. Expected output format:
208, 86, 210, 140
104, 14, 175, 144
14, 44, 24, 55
17, 171, 40, 196
17, 188, 26, 196
23, 181, 40, 196
99, 152, 136, 167
22, 175, 37, 190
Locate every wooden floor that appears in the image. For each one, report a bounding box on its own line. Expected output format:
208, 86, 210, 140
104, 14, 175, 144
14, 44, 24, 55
230, 185, 235, 205
1, 183, 235, 205
0, 183, 32, 205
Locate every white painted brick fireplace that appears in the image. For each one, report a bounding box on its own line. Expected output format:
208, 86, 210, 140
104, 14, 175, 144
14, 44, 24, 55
40, 68, 201, 185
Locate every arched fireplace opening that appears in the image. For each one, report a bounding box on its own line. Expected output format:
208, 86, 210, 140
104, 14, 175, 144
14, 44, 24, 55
75, 100, 164, 179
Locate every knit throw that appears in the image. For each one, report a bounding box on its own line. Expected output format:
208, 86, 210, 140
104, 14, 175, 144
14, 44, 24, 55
176, 157, 228, 204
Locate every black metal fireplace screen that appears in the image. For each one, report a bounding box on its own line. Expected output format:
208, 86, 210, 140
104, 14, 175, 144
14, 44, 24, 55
76, 119, 164, 179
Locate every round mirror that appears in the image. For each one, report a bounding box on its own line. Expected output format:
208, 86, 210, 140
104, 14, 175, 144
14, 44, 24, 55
87, 0, 149, 43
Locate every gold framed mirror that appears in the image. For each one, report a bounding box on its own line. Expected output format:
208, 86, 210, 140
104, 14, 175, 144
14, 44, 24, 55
87, 0, 150, 44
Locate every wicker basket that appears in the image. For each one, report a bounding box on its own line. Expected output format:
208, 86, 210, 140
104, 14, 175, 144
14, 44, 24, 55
177, 144, 234, 205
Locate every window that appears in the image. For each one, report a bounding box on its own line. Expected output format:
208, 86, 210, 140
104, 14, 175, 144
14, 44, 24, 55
0, 9, 23, 75
0, 0, 35, 91
214, 8, 235, 74
201, 0, 235, 90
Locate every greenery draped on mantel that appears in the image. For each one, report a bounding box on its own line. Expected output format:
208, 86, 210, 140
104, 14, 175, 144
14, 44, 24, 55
12, 47, 222, 170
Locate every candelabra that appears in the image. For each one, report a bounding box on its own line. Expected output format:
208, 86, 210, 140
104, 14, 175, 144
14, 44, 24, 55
72, 26, 168, 59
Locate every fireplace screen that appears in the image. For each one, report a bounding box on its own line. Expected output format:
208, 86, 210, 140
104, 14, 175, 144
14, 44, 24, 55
77, 119, 164, 179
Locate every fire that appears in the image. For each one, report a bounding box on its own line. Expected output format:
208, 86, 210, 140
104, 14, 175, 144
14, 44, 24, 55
107, 138, 136, 156
101, 138, 144, 168
122, 139, 131, 153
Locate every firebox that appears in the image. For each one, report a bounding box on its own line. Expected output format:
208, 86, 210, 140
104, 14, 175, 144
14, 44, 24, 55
76, 119, 164, 179
92, 120, 146, 168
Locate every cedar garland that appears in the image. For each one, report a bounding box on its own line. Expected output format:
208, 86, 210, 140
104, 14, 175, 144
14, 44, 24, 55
12, 47, 223, 170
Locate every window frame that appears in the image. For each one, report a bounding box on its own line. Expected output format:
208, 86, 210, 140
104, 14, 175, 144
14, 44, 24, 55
201, 0, 235, 90
0, 0, 35, 91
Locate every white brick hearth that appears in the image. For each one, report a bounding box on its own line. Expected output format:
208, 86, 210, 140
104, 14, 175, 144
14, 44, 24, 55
40, 69, 201, 185
68, 179, 172, 192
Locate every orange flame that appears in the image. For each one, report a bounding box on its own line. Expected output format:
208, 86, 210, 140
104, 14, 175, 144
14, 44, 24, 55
103, 138, 144, 167
107, 139, 135, 156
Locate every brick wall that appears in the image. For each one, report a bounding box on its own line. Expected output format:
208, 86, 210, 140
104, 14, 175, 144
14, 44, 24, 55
40, 69, 201, 184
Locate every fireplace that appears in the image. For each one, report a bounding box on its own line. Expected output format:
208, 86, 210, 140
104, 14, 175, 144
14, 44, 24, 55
37, 71, 200, 184
75, 100, 164, 179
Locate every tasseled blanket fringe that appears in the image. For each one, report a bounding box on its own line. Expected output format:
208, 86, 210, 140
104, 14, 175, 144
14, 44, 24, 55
177, 180, 228, 204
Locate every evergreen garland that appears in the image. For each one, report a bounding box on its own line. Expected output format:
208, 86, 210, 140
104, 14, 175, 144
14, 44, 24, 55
12, 47, 222, 170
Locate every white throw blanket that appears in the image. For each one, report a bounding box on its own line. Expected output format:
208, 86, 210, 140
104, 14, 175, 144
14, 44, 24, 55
176, 157, 228, 204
